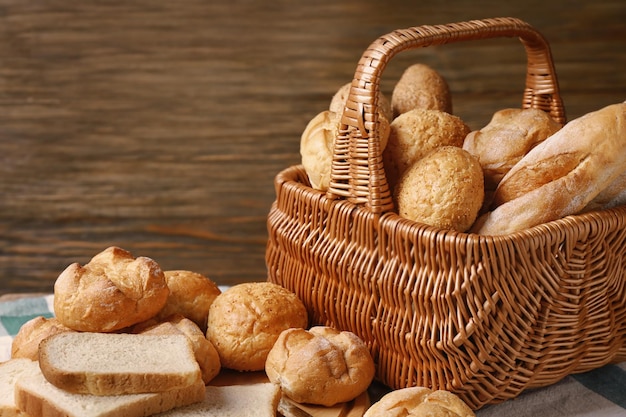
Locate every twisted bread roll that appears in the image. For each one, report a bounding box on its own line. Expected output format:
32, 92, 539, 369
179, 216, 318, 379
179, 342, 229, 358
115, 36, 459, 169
474, 102, 626, 235
53, 246, 169, 332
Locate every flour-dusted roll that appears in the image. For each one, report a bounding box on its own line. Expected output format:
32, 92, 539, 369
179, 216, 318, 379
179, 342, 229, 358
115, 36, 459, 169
391, 63, 452, 117
265, 326, 375, 407
53, 246, 169, 332
474, 102, 626, 235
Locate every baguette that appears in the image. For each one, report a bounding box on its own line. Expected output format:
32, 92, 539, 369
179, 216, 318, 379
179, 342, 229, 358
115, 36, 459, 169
474, 102, 626, 235
38, 332, 202, 396
14, 365, 205, 417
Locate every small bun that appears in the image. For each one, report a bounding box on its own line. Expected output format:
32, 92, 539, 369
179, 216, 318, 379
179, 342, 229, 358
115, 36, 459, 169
391, 63, 452, 117
265, 326, 375, 407
330, 82, 393, 122
363, 386, 475, 417
134, 314, 221, 384
206, 282, 308, 372
301, 109, 390, 191
157, 270, 221, 331
11, 316, 73, 360
395, 146, 484, 232
383, 109, 470, 191
53, 246, 169, 332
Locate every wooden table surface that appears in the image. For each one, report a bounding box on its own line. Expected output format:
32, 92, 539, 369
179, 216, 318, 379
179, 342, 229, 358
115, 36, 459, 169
1, 0, 625, 294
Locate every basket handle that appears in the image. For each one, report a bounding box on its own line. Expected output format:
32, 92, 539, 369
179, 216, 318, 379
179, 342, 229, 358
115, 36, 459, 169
327, 17, 565, 213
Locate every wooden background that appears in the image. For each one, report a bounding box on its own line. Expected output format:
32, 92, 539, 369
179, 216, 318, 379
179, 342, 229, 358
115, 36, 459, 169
1, 0, 625, 294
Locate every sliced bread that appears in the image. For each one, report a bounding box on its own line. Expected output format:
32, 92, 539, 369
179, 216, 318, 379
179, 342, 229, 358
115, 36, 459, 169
39, 332, 202, 395
0, 358, 40, 416
14, 365, 206, 417
155, 382, 281, 417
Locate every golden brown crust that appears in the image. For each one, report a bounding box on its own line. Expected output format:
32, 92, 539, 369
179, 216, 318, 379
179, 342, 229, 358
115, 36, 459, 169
265, 326, 375, 407
11, 316, 73, 361
383, 109, 470, 192
53, 246, 169, 332
395, 146, 484, 232
391, 63, 452, 117
475, 102, 626, 235
156, 270, 221, 332
206, 282, 308, 372
462, 108, 561, 193
363, 386, 475, 417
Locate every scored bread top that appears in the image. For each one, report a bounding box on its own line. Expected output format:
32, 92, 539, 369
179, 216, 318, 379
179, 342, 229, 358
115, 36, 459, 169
38, 332, 202, 396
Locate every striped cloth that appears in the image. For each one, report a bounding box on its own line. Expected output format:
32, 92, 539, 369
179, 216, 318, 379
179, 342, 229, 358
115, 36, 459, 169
1, 294, 624, 416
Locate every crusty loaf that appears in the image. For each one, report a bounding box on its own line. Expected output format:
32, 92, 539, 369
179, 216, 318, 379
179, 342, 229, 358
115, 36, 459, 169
14, 364, 205, 417
53, 246, 169, 332
474, 102, 626, 235
38, 332, 202, 396
0, 358, 40, 417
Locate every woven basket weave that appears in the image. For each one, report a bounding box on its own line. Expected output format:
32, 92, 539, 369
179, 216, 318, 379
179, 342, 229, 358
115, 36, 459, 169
265, 17, 626, 409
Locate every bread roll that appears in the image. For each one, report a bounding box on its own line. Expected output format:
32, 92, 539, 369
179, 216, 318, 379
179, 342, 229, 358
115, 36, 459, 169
383, 108, 470, 191
463, 108, 561, 194
329, 81, 393, 122
474, 102, 626, 235
53, 246, 169, 332
363, 386, 475, 417
134, 314, 221, 384
157, 270, 221, 332
395, 146, 484, 232
265, 326, 375, 407
206, 282, 308, 372
391, 63, 452, 117
301, 110, 390, 191
11, 316, 73, 361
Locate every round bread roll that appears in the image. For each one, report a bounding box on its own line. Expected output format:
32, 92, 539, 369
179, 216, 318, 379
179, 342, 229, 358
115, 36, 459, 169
391, 63, 452, 118
329, 81, 393, 122
53, 246, 169, 332
363, 386, 475, 417
463, 108, 562, 194
383, 108, 470, 191
135, 314, 221, 384
206, 282, 308, 372
265, 326, 375, 407
301, 110, 390, 191
395, 146, 484, 232
156, 270, 221, 332
474, 102, 626, 235
11, 316, 73, 361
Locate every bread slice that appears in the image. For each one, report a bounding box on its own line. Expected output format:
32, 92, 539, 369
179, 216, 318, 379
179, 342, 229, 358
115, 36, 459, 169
14, 365, 206, 417
0, 358, 40, 416
39, 332, 202, 395
156, 382, 281, 417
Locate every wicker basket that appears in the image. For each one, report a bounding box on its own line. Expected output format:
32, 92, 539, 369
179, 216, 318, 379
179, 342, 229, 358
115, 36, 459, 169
265, 17, 626, 409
